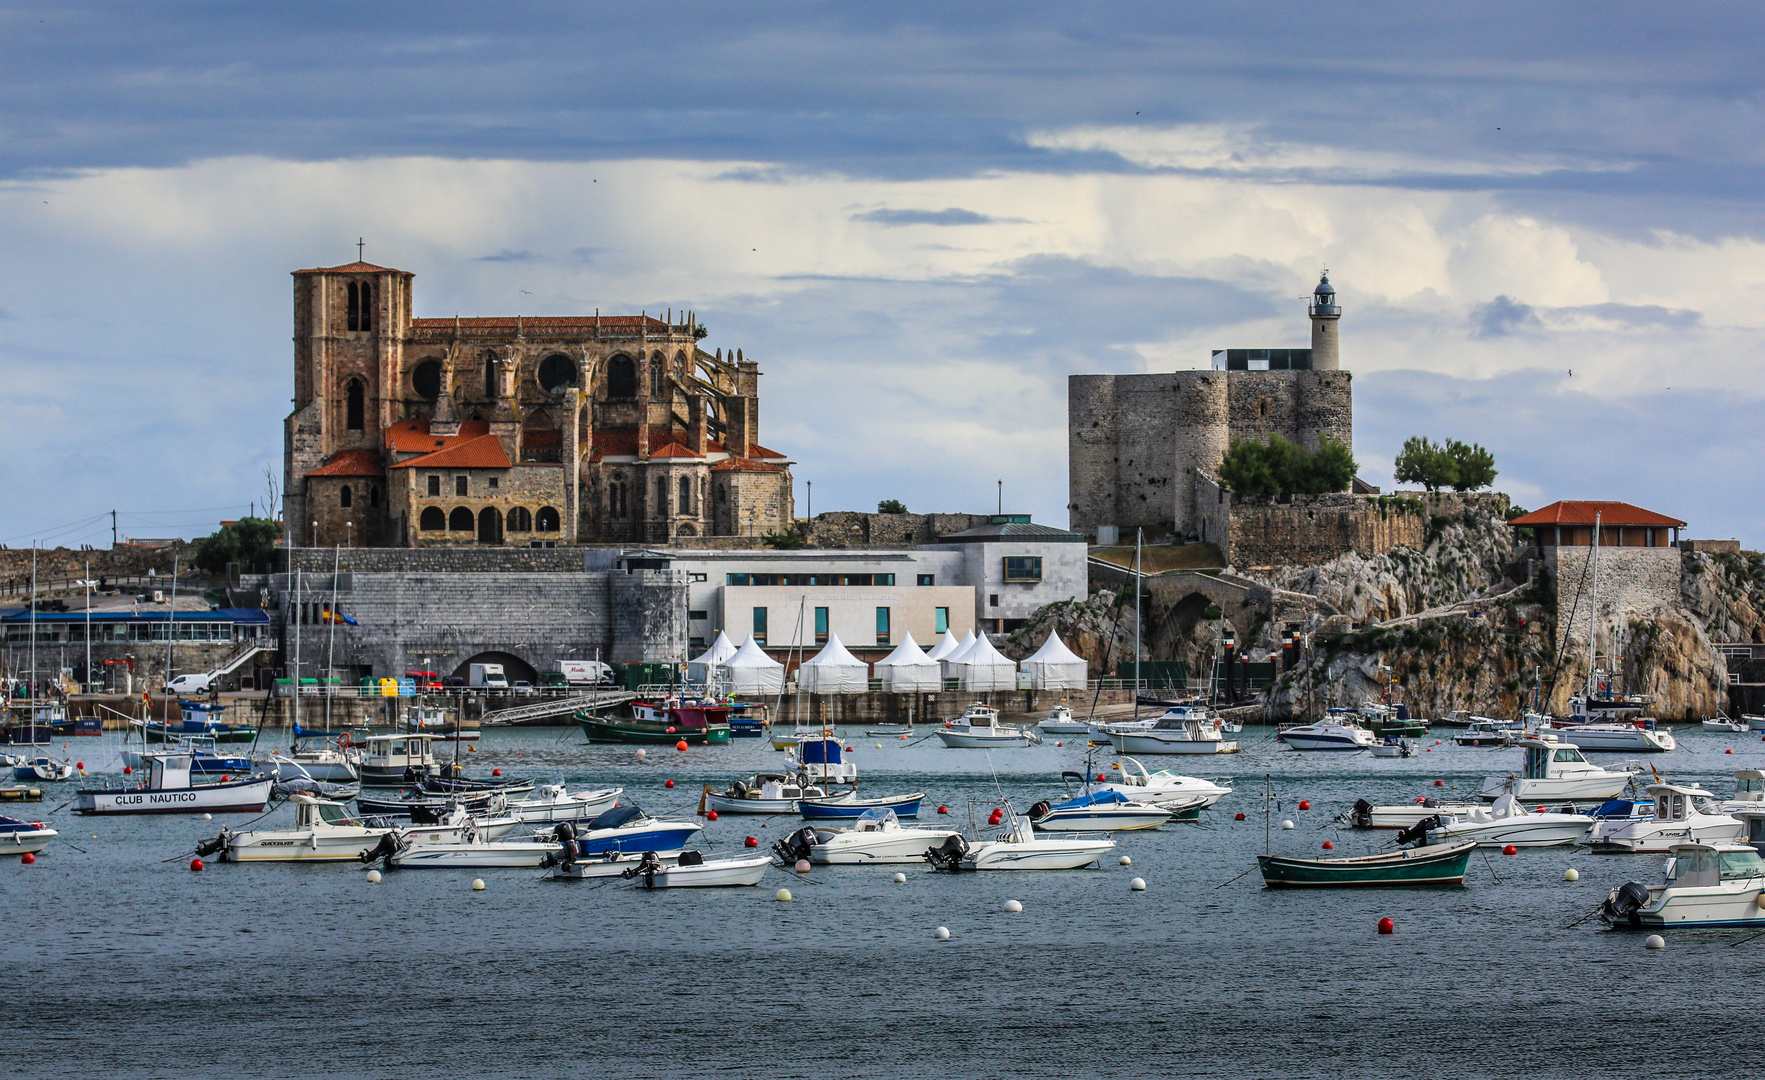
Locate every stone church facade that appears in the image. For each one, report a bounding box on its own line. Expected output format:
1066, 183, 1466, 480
283, 259, 794, 549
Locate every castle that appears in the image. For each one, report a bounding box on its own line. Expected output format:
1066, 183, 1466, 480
1068, 272, 1354, 542
283, 258, 795, 549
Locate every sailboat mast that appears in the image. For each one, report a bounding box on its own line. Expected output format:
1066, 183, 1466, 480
325, 541, 341, 731
28, 545, 37, 703
1132, 527, 1142, 721
165, 556, 178, 709
1586, 510, 1601, 700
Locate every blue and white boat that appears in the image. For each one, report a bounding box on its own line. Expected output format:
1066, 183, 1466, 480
799, 791, 924, 820
13, 755, 75, 782
124, 736, 252, 776
0, 814, 57, 854
1279, 717, 1376, 752
1027, 787, 1172, 832
557, 805, 703, 856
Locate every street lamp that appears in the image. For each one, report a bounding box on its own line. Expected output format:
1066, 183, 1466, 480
346, 520, 353, 548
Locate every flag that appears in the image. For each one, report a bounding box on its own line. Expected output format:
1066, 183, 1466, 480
320, 606, 358, 626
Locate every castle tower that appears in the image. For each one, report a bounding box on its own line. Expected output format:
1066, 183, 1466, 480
1309, 271, 1341, 370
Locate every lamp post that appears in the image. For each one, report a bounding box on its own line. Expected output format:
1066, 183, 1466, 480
346, 520, 353, 549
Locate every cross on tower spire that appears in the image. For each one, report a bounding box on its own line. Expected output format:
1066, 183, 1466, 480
357, 237, 365, 261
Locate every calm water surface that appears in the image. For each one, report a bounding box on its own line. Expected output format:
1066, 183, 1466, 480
5, 723, 1762, 1079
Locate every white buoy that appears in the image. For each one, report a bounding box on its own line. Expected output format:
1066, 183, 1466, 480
1281, 820, 1295, 831
1645, 935, 1665, 950
775, 888, 793, 902
1129, 877, 1146, 891
471, 878, 485, 891
1002, 899, 1023, 913
934, 926, 951, 940
1564, 868, 1580, 882
202, 813, 212, 821
795, 859, 812, 874
1118, 855, 1132, 866
365, 869, 382, 883
635, 748, 647, 759
893, 872, 907, 883
875, 743, 883, 749
1755, 894, 1765, 910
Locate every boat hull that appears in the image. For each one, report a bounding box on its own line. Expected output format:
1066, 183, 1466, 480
632, 854, 771, 887
705, 793, 801, 814
1636, 884, 1765, 927
390, 842, 563, 869
1257, 841, 1475, 887
1477, 775, 1635, 801
936, 731, 1035, 748
1032, 807, 1171, 831
1587, 821, 1747, 854
964, 839, 1114, 870
1548, 726, 1675, 752
0, 826, 56, 854
577, 715, 731, 744
811, 830, 962, 864
799, 794, 923, 820
74, 776, 273, 815
1429, 817, 1593, 847
1106, 732, 1237, 754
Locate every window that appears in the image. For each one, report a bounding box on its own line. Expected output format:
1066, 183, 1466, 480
448, 507, 474, 531
370, 486, 380, 508
340, 486, 352, 509
427, 475, 441, 497
875, 607, 891, 646
455, 476, 469, 497
537, 353, 577, 395
609, 476, 627, 518
420, 507, 445, 531
608, 355, 637, 398
488, 477, 499, 491
1003, 556, 1043, 583
679, 476, 692, 515
917, 574, 935, 586
688, 572, 708, 583
989, 594, 999, 607
689, 610, 709, 621
535, 506, 560, 532
935, 607, 949, 635
814, 607, 828, 645
724, 573, 896, 587
359, 282, 372, 331
650, 359, 665, 398
507, 506, 532, 532
753, 606, 768, 646
656, 476, 669, 516
347, 282, 359, 331
412, 359, 442, 400
345, 378, 365, 431
482, 352, 498, 400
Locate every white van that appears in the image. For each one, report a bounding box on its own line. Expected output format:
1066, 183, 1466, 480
163, 672, 215, 695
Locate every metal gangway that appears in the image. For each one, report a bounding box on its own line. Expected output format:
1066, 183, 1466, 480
479, 689, 635, 727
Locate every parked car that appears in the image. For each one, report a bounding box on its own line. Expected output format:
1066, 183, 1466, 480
512, 680, 534, 693
539, 672, 570, 689
440, 675, 467, 689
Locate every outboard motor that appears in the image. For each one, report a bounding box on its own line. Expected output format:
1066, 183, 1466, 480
1027, 801, 1053, 823
731, 779, 749, 799
550, 821, 579, 871
194, 831, 229, 859
360, 832, 403, 868
1599, 880, 1651, 927
620, 849, 665, 886
1350, 798, 1375, 829
773, 826, 819, 865
924, 834, 970, 873
1394, 815, 1443, 848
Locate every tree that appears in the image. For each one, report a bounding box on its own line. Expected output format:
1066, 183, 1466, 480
1292, 435, 1358, 494
1217, 435, 1358, 497
193, 517, 283, 575
1445, 439, 1497, 491
1392, 436, 1458, 491
877, 499, 908, 514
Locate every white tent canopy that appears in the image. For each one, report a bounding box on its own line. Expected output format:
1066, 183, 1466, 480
938, 630, 978, 677
924, 629, 963, 663
875, 632, 942, 692
1021, 630, 1088, 690
798, 632, 870, 694
717, 634, 785, 695
687, 630, 738, 684
955, 632, 1018, 691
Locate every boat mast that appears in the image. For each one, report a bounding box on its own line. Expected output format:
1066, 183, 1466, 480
1132, 527, 1142, 722
325, 540, 341, 731
84, 557, 92, 695
1586, 510, 1601, 702
28, 544, 37, 706
291, 557, 302, 734
164, 555, 178, 719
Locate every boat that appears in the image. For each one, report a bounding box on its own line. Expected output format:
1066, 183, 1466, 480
1476, 737, 1641, 802
270, 774, 361, 802
422, 770, 537, 797
1028, 785, 1176, 832
1586, 783, 1744, 854
1600, 843, 1765, 928
136, 701, 258, 743
924, 807, 1115, 871
1098, 756, 1231, 808
504, 783, 622, 824
1339, 796, 1482, 830
1421, 793, 1593, 848
126, 736, 253, 776
1546, 719, 1675, 753
1256, 840, 1477, 888
799, 791, 924, 820
1368, 736, 1417, 758
576, 696, 732, 744
0, 785, 44, 803
13, 755, 75, 782
864, 725, 913, 737
621, 849, 772, 888
1746, 714, 1765, 731
49, 713, 101, 737
726, 703, 770, 739
2, 701, 62, 745
1722, 770, 1765, 813
73, 752, 273, 815
702, 774, 836, 815
1453, 720, 1516, 747
399, 703, 479, 741
775, 810, 963, 866
1277, 716, 1375, 752
936, 703, 1042, 748
771, 724, 834, 752
0, 814, 57, 854
1104, 707, 1238, 755
1358, 702, 1428, 737
1037, 704, 1091, 735
368, 828, 565, 869
1704, 717, 1750, 733
207, 795, 483, 862
528, 804, 703, 856
357, 733, 440, 787
794, 737, 859, 787
261, 738, 359, 783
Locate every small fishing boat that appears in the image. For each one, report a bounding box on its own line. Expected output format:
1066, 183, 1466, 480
270, 774, 361, 802
74, 753, 272, 815
702, 774, 834, 815
127, 736, 252, 777
1477, 738, 1640, 801
357, 733, 440, 788
775, 810, 963, 866
0, 814, 56, 854
3, 702, 63, 745
1028, 786, 1175, 832
262, 741, 358, 783
1722, 770, 1765, 813
1704, 717, 1750, 733
1422, 794, 1594, 848
935, 704, 1042, 748
137, 701, 258, 744
799, 791, 923, 820
1037, 704, 1091, 735
13, 755, 75, 782
528, 804, 703, 856
1746, 714, 1765, 731
1256, 839, 1477, 888
399, 703, 479, 741
504, 783, 622, 824
924, 808, 1115, 871
576, 697, 732, 744
1454, 720, 1516, 746
1104, 706, 1238, 755
1340, 796, 1481, 830
207, 795, 482, 862
1586, 783, 1744, 854
1547, 719, 1675, 753
1368, 736, 1417, 758
1098, 757, 1231, 808
422, 770, 537, 797
1278, 716, 1375, 752
864, 724, 913, 737
622, 849, 771, 888
0, 785, 44, 803
1600, 843, 1765, 928
1358, 703, 1428, 737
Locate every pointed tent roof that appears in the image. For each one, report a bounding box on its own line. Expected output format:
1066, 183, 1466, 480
876, 632, 937, 667
958, 632, 1016, 670
689, 630, 738, 668
924, 629, 962, 662
943, 630, 980, 665
1023, 630, 1085, 666
802, 631, 866, 669
722, 634, 784, 670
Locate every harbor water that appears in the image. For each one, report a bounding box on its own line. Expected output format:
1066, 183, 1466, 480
5, 724, 1764, 1079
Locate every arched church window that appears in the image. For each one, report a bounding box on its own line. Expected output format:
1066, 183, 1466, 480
370, 486, 380, 508
359, 282, 373, 332
340, 485, 352, 509
650, 358, 665, 398
535, 506, 561, 532
656, 476, 669, 515
1257, 398, 1270, 418
420, 507, 445, 531
507, 506, 532, 532
347, 283, 360, 332
448, 507, 474, 531
607, 355, 637, 398
678, 476, 692, 515
412, 360, 442, 400
346, 378, 366, 431
538, 354, 577, 395
609, 475, 627, 518
482, 351, 498, 400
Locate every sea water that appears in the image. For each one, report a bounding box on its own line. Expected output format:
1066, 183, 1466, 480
4, 724, 1762, 1079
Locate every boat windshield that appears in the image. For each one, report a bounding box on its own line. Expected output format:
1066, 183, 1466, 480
316, 803, 356, 826
1720, 850, 1765, 880
855, 808, 897, 830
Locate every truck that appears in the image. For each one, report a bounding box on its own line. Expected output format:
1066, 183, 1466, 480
555, 660, 614, 687
468, 663, 510, 692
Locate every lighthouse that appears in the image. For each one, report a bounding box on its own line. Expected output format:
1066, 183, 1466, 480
1309, 271, 1341, 370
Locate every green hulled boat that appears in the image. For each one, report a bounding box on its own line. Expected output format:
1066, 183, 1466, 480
575, 699, 731, 745
1256, 839, 1475, 888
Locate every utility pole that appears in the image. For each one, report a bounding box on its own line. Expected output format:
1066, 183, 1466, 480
998, 480, 1003, 516
111, 510, 117, 548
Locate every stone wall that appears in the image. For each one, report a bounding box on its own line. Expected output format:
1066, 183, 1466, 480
0, 542, 206, 597
287, 547, 594, 573
610, 568, 687, 664
801, 511, 996, 549
1203, 489, 1506, 570
1546, 545, 1683, 659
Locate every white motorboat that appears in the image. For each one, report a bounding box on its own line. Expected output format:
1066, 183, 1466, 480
74, 753, 273, 815
546, 850, 681, 880
1423, 794, 1593, 848
925, 809, 1114, 871
357, 733, 441, 787
0, 814, 57, 854
623, 849, 772, 888
775, 809, 963, 865
1587, 783, 1744, 854
936, 704, 1042, 748
1477, 738, 1640, 802
516, 804, 703, 856
1028, 787, 1173, 831
1746, 714, 1765, 731
1341, 797, 1482, 830
210, 795, 482, 862
1722, 770, 1765, 814
383, 835, 563, 869
1099, 756, 1231, 808
12, 755, 75, 782
1368, 737, 1417, 758
702, 774, 836, 815
1453, 720, 1516, 746
1600, 843, 1765, 928
1037, 704, 1091, 735
1278, 718, 1375, 752
1703, 717, 1750, 733
505, 783, 623, 824
264, 742, 360, 783
1104, 707, 1237, 755
1550, 720, 1675, 753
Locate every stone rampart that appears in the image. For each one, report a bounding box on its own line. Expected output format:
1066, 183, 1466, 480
1208, 489, 1506, 570
800, 512, 995, 549
1547, 545, 1683, 658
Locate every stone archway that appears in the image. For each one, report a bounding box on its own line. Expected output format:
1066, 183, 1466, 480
477, 507, 503, 545
452, 651, 539, 684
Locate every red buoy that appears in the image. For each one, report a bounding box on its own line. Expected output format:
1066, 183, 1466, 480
1298, 800, 1311, 811
21, 852, 35, 864
937, 806, 949, 815
706, 810, 719, 821
1096, 774, 1106, 782
675, 740, 689, 752
1377, 917, 1394, 935
664, 779, 675, 788
744, 836, 758, 848
76, 762, 84, 770
123, 766, 133, 775
1435, 780, 1445, 787
1502, 844, 1518, 856
666, 726, 677, 734
1728, 748, 1735, 754
190, 858, 205, 872
1415, 796, 1427, 804
492, 769, 502, 776
221, 775, 230, 783
845, 746, 854, 752
1321, 840, 1334, 850
1234, 812, 1245, 821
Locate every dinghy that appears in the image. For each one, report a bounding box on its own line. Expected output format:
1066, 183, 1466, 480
622, 849, 771, 888
775, 810, 963, 866
0, 814, 57, 854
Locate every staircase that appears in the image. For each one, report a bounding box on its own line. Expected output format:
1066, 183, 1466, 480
208, 637, 279, 678
480, 689, 636, 726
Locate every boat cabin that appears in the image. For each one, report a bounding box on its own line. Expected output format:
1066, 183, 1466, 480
1521, 740, 1599, 780
290, 796, 364, 829
1733, 771, 1765, 804
141, 753, 196, 791
795, 738, 857, 785
361, 733, 440, 768
1663, 844, 1765, 888
1644, 783, 1720, 823
851, 808, 900, 833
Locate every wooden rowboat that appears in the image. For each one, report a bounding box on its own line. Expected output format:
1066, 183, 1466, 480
1257, 839, 1476, 888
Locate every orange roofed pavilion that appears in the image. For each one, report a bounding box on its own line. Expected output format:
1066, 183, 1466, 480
1507, 500, 1685, 548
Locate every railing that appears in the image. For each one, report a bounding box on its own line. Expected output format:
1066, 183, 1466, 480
481, 690, 636, 726
210, 637, 278, 677
0, 573, 171, 601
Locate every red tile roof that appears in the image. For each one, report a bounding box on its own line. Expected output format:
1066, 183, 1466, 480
711, 456, 786, 474
649, 441, 705, 459
523, 429, 563, 447
409, 315, 669, 336
305, 449, 384, 478
390, 434, 512, 470
292, 261, 411, 276
750, 444, 788, 460
1508, 500, 1686, 528
385, 419, 490, 453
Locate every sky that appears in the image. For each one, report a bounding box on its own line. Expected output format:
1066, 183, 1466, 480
2, 2, 1763, 548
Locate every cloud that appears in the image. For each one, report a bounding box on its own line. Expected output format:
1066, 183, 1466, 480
473, 249, 541, 263
852, 207, 1004, 227
1470, 295, 1541, 338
